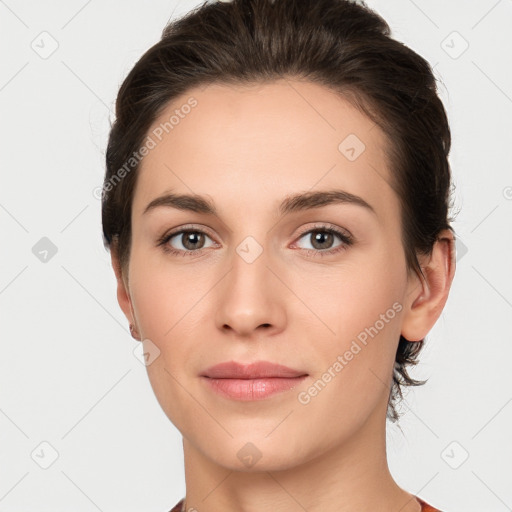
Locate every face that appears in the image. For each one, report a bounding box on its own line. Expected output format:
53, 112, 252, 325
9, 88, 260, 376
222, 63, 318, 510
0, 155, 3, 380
117, 79, 423, 471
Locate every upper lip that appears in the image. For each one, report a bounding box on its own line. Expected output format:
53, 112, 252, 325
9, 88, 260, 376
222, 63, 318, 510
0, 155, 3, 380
201, 361, 308, 379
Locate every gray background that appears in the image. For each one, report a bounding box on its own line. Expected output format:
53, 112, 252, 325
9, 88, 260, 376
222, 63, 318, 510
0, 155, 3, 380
1, 0, 511, 510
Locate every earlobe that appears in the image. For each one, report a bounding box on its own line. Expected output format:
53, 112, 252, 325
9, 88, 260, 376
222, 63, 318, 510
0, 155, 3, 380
400, 230, 456, 342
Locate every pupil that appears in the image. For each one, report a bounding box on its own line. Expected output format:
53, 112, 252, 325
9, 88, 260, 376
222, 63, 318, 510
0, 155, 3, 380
314, 231, 331, 249
186, 232, 201, 249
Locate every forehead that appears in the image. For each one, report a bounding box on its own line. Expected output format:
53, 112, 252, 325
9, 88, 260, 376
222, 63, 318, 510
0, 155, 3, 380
133, 79, 397, 222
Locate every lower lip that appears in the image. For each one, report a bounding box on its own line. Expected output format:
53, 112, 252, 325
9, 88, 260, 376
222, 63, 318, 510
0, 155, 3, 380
201, 376, 308, 401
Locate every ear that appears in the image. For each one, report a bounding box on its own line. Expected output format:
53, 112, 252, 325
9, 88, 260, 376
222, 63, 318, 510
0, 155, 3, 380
401, 229, 456, 342
110, 242, 138, 334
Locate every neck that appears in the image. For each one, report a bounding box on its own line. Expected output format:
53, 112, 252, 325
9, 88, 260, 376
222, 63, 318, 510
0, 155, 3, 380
180, 400, 421, 512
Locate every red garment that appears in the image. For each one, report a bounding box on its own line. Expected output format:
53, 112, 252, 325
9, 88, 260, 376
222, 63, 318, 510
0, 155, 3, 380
169, 495, 442, 511
416, 496, 442, 511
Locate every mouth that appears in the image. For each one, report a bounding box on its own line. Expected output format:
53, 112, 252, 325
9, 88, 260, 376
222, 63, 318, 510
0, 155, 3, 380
201, 360, 308, 379
200, 360, 308, 401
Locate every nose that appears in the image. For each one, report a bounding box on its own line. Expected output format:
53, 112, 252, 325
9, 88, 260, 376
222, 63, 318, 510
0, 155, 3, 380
214, 239, 287, 338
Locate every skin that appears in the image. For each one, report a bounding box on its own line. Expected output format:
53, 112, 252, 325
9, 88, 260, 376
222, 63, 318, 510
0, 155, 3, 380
111, 79, 455, 512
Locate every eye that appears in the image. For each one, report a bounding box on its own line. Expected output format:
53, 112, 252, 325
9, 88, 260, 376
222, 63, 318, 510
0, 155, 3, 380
156, 223, 354, 258
157, 226, 217, 257
293, 224, 353, 257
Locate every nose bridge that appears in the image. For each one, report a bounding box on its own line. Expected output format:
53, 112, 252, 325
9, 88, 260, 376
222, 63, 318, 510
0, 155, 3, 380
229, 233, 272, 302
214, 232, 284, 334
235, 234, 267, 268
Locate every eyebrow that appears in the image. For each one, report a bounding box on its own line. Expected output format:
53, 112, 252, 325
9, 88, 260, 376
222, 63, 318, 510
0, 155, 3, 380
142, 189, 376, 217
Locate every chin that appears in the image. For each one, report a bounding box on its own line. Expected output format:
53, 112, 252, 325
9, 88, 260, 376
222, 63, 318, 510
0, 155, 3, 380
192, 433, 313, 473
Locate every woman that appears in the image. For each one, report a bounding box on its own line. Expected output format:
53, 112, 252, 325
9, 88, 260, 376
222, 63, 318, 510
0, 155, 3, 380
101, 0, 456, 510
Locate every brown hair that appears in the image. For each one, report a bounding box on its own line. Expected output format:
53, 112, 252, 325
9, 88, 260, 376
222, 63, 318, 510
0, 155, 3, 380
102, 0, 455, 422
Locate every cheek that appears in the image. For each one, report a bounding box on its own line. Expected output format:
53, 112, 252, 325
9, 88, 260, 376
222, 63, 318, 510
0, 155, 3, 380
127, 249, 211, 393
128, 248, 201, 340
294, 244, 405, 339
294, 246, 406, 392
128, 250, 202, 428
293, 284, 404, 435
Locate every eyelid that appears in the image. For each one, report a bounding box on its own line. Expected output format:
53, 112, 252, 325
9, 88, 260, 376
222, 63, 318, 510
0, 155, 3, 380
160, 223, 217, 241
159, 222, 351, 242
293, 222, 353, 240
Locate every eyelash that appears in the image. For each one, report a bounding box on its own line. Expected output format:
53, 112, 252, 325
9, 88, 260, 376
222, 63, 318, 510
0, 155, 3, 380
156, 223, 354, 258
